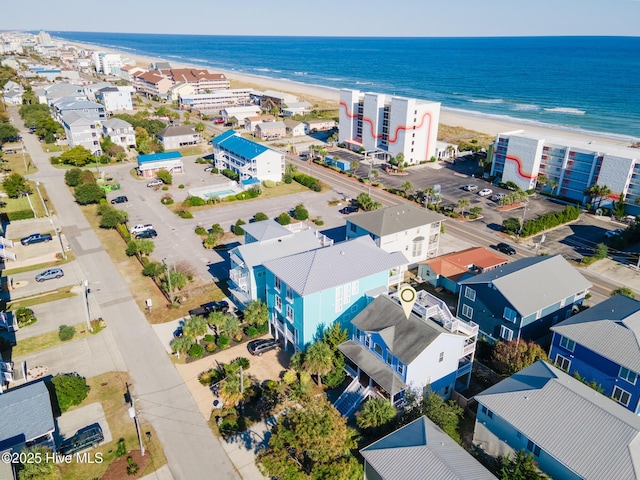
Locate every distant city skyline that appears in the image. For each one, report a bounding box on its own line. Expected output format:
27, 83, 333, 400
1, 0, 640, 37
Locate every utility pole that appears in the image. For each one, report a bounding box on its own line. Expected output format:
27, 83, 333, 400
163, 258, 173, 305
128, 395, 145, 457
82, 280, 93, 332
35, 181, 49, 217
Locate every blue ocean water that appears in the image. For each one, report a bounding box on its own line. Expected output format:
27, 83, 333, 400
53, 32, 640, 140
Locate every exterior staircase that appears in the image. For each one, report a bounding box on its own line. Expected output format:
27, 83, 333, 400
334, 378, 368, 417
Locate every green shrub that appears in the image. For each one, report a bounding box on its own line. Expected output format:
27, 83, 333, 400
293, 204, 309, 221
254, 212, 269, 222
594, 243, 608, 259
188, 343, 204, 359
115, 438, 127, 457
257, 322, 269, 334
7, 209, 34, 220
178, 184, 185, 189
198, 368, 222, 385
222, 168, 240, 181
186, 196, 206, 207
49, 373, 90, 413
59, 324, 76, 341
162, 186, 169, 191
195, 226, 207, 235
276, 212, 291, 225
177, 210, 194, 219
161, 195, 174, 205
74, 182, 105, 205
314, 219, 325, 226
233, 219, 246, 235
283, 172, 293, 184
245, 325, 258, 337
156, 169, 173, 185
117, 223, 131, 242
262, 180, 276, 188
64, 168, 83, 187
203, 334, 215, 342
293, 172, 321, 191
502, 217, 521, 235
217, 335, 230, 349
520, 205, 581, 237
99, 207, 128, 228
206, 342, 217, 353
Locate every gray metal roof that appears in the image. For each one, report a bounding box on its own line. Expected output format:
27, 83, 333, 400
62, 111, 96, 126
361, 416, 495, 480
475, 361, 640, 480
0, 381, 54, 451
242, 219, 291, 242
263, 236, 408, 296
233, 229, 324, 269
338, 341, 407, 395
351, 295, 450, 364
551, 294, 640, 372
102, 118, 133, 130
346, 204, 444, 237
157, 125, 197, 138
459, 255, 592, 316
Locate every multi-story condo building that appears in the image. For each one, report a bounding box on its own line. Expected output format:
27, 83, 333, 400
160, 68, 230, 92
132, 71, 173, 97
339, 89, 441, 165
490, 129, 640, 211
179, 89, 255, 114
96, 86, 135, 112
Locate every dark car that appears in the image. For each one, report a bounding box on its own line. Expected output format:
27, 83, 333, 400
247, 338, 279, 356
495, 242, 516, 255
135, 229, 158, 239
173, 326, 183, 338
111, 195, 128, 204
21, 233, 53, 246
340, 206, 359, 214
189, 300, 229, 318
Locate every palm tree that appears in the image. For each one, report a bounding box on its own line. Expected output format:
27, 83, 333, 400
303, 341, 334, 386
171, 336, 194, 358
423, 187, 437, 206
401, 181, 414, 197
223, 314, 243, 340
182, 316, 207, 339
356, 397, 397, 430
597, 185, 612, 209
207, 311, 227, 336
218, 370, 251, 407
457, 198, 470, 215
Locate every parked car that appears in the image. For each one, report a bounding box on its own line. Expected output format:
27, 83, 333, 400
111, 195, 128, 204
340, 206, 359, 214
478, 188, 493, 197
495, 242, 516, 255
147, 179, 164, 187
35, 268, 64, 282
135, 229, 157, 239
173, 326, 183, 338
189, 300, 229, 318
213, 117, 225, 124
605, 229, 624, 238
463, 184, 478, 192
247, 338, 280, 356
130, 224, 154, 234
491, 193, 506, 202
21, 233, 53, 246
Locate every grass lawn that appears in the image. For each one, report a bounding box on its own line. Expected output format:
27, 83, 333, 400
2, 252, 77, 276
58, 371, 167, 480
6, 284, 77, 311
1, 150, 37, 176
0, 179, 52, 218
80, 205, 225, 324
12, 321, 98, 358
174, 145, 211, 156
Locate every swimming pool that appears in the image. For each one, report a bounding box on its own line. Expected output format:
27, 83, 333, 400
203, 189, 236, 199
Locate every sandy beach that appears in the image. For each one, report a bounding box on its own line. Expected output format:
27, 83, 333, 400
63, 39, 635, 147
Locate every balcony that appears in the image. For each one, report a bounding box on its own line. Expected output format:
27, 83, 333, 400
229, 268, 248, 291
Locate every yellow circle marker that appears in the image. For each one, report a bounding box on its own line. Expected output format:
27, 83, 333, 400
399, 284, 417, 319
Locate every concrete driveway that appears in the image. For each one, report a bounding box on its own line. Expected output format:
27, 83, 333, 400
15, 295, 84, 341
55, 402, 113, 445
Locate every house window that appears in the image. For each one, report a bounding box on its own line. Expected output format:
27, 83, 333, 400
286, 305, 294, 322
275, 296, 282, 312
411, 239, 422, 258
559, 336, 576, 352
365, 335, 371, 348
439, 352, 445, 363
374, 344, 383, 356
274, 276, 281, 292
354, 328, 361, 340
335, 286, 343, 312
444, 386, 450, 396
343, 283, 351, 304
620, 367, 638, 385
386, 351, 393, 365
286, 286, 293, 302
352, 281, 359, 295
349, 223, 357, 232
503, 306, 517, 323
516, 431, 522, 439
461, 304, 473, 319
481, 405, 487, 415
464, 287, 476, 301
555, 354, 571, 372
397, 363, 405, 375
565, 309, 572, 319
526, 440, 541, 457
613, 386, 632, 406
500, 325, 514, 341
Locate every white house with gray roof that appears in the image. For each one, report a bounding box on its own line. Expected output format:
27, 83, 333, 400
228, 220, 333, 308
0, 381, 55, 453
363, 416, 495, 480
550, 294, 640, 414
474, 360, 640, 480
336, 294, 478, 415
95, 85, 135, 112
62, 112, 102, 155
2, 80, 24, 105
346, 204, 445, 264
457, 255, 591, 343
101, 118, 136, 148
157, 125, 200, 151
264, 235, 408, 352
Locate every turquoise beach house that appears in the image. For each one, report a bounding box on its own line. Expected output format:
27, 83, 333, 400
263, 236, 408, 351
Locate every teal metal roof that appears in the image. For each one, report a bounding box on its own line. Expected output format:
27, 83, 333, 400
137, 151, 183, 163
211, 131, 269, 159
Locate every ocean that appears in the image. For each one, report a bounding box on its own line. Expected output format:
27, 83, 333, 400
52, 32, 640, 140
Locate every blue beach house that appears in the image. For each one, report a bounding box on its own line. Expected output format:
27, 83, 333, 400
263, 236, 408, 352
457, 255, 591, 343
474, 361, 640, 480
335, 293, 478, 415
228, 220, 333, 308
549, 294, 640, 413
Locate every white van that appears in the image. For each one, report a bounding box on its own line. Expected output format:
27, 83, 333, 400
130, 224, 154, 234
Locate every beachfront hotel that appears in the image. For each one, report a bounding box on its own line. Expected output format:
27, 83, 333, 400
338, 89, 441, 165
490, 130, 640, 212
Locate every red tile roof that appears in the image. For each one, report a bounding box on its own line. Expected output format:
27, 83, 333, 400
420, 247, 508, 276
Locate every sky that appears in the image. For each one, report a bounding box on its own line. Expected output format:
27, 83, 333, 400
1, 0, 640, 37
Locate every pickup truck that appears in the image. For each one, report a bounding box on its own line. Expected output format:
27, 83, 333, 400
21, 233, 53, 246
188, 300, 229, 318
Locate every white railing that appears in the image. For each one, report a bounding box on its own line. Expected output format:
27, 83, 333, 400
389, 272, 403, 285
0, 249, 16, 261
457, 361, 473, 378
229, 269, 248, 291
0, 237, 14, 248
463, 341, 476, 357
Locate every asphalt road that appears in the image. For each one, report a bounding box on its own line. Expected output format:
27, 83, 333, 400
10, 107, 240, 480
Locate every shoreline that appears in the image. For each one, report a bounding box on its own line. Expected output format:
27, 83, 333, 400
59, 37, 638, 147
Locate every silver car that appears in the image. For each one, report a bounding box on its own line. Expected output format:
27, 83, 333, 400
35, 268, 64, 282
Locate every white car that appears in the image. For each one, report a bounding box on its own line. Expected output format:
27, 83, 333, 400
478, 188, 493, 197
147, 179, 164, 187
130, 224, 154, 234
463, 184, 478, 192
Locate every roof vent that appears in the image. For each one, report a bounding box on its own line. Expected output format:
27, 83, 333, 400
340, 251, 346, 255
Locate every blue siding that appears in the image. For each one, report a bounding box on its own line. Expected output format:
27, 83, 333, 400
549, 332, 640, 413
